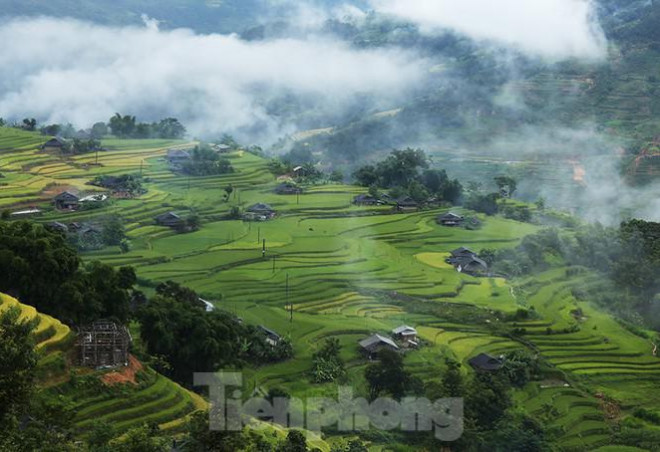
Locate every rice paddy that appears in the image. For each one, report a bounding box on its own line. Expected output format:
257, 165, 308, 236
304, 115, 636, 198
2, 128, 659, 449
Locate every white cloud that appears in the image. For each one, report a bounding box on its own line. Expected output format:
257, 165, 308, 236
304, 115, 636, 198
0, 17, 425, 141
369, 0, 607, 60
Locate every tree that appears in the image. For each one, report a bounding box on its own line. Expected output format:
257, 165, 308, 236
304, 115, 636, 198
155, 117, 186, 139
90, 122, 109, 138
183, 410, 247, 452
311, 337, 345, 383
224, 184, 234, 201
535, 197, 546, 211
494, 176, 517, 198
364, 349, 411, 400
40, 124, 61, 136
278, 430, 307, 452
109, 113, 136, 138
0, 306, 38, 434
87, 420, 116, 451
110, 425, 168, 452
1, 210, 9, 221
329, 170, 344, 183
22, 118, 37, 131
102, 216, 126, 246
353, 165, 379, 187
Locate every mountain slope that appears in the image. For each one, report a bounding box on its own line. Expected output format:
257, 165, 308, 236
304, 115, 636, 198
0, 292, 207, 436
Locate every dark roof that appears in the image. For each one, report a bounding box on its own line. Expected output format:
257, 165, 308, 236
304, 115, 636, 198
353, 194, 378, 203
392, 325, 417, 336
259, 325, 281, 341
47, 221, 69, 232
439, 212, 464, 221
450, 247, 475, 257
359, 334, 399, 352
155, 212, 180, 221
396, 196, 418, 207
167, 149, 191, 159
454, 255, 488, 272
275, 182, 302, 193
54, 191, 79, 202
247, 203, 274, 213
468, 353, 504, 371
43, 137, 66, 147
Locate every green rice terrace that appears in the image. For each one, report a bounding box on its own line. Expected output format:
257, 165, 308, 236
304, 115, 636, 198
2, 127, 660, 450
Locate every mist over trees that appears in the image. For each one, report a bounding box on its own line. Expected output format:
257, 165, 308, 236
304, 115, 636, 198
108, 114, 186, 139
353, 148, 463, 204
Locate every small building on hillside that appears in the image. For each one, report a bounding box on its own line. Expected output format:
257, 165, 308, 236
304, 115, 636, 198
54, 191, 80, 210
246, 203, 276, 219
353, 194, 379, 206
394, 197, 419, 212
455, 255, 488, 275
437, 212, 465, 227
447, 247, 488, 275
359, 333, 399, 359
450, 247, 475, 258
77, 320, 131, 368
468, 353, 504, 373
211, 144, 232, 154
166, 149, 191, 163
10, 208, 42, 218
392, 325, 418, 348
259, 325, 281, 347
274, 182, 302, 195
41, 137, 67, 152
155, 211, 183, 228
46, 221, 69, 233
80, 193, 109, 204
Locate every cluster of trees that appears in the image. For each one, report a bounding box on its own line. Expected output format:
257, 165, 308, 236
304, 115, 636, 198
310, 337, 346, 383
180, 144, 234, 176
361, 349, 550, 450
137, 281, 293, 385
268, 157, 343, 185
109, 114, 186, 139
90, 173, 146, 195
463, 176, 519, 217
353, 148, 463, 204
483, 220, 660, 320
0, 220, 137, 325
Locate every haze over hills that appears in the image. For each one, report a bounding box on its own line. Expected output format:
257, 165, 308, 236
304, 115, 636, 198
2, 2, 660, 451
3, 0, 658, 223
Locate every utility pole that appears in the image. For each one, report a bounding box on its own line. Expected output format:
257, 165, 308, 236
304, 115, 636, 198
287, 273, 292, 323
262, 238, 266, 259
296, 191, 299, 205
272, 254, 276, 273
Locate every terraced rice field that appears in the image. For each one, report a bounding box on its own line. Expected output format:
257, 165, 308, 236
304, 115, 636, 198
3, 128, 660, 448
0, 292, 207, 435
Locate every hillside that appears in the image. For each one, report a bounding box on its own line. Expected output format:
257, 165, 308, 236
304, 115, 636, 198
2, 127, 660, 449
0, 291, 207, 438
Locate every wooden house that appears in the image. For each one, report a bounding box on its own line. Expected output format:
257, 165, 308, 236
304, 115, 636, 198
392, 325, 418, 347
54, 191, 80, 210
437, 212, 465, 227
359, 333, 399, 359
246, 203, 276, 219
41, 137, 67, 152
77, 320, 131, 368
155, 212, 183, 228
468, 353, 504, 373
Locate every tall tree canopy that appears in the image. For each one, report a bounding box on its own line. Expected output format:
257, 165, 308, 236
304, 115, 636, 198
0, 221, 136, 325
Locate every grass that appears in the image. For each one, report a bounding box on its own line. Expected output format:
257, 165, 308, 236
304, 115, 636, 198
2, 126, 659, 448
